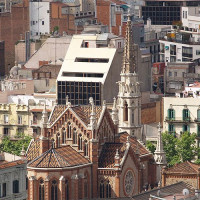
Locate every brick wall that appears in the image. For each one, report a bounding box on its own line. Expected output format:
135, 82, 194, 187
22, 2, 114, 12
0, 0, 29, 75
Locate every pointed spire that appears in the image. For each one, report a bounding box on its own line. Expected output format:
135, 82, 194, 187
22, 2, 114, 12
89, 97, 97, 133
122, 14, 135, 74
154, 122, 166, 165
20, 145, 26, 156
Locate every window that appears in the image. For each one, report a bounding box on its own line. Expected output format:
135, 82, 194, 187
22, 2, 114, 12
106, 181, 111, 198
26, 177, 28, 190
13, 180, 19, 193
84, 140, 88, 157
4, 115, 8, 124
33, 114, 37, 124
183, 109, 190, 121
174, 72, 177, 77
51, 180, 58, 200
84, 177, 88, 199
56, 134, 60, 147
197, 110, 200, 121
168, 109, 175, 120
3, 128, 9, 136
18, 128, 24, 134
62, 128, 66, 144
42, 21, 44, 25
39, 179, 44, 200
123, 101, 128, 121
65, 180, 69, 200
18, 115, 22, 125
67, 123, 71, 138
100, 181, 104, 198
198, 125, 200, 137
33, 21, 35, 25
0, 183, 6, 197
183, 124, 190, 132
168, 71, 172, 77
78, 134, 82, 150
168, 124, 175, 133
196, 50, 200, 55
73, 129, 77, 144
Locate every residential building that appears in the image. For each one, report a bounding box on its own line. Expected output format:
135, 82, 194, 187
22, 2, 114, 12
0, 152, 27, 200
141, 0, 200, 25
0, 103, 52, 139
0, 0, 29, 75
162, 162, 200, 190
96, 0, 129, 36
163, 96, 200, 143
24, 36, 72, 69
164, 62, 194, 94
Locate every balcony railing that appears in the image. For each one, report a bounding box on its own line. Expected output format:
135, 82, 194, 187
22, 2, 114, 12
165, 117, 191, 122
30, 120, 40, 127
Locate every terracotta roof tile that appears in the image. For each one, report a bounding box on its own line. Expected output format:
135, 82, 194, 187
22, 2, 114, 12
49, 105, 68, 126
118, 133, 150, 156
164, 161, 200, 175
0, 160, 25, 169
98, 143, 126, 168
26, 139, 41, 163
48, 105, 102, 127
28, 145, 90, 168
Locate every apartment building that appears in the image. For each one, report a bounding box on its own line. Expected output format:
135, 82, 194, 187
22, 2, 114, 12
163, 94, 200, 145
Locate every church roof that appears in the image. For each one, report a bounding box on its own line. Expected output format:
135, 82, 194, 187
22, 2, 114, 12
28, 145, 90, 169
26, 139, 41, 163
48, 104, 103, 127
98, 133, 151, 168
163, 161, 200, 175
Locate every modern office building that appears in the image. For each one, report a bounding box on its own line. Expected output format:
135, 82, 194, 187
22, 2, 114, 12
142, 0, 200, 25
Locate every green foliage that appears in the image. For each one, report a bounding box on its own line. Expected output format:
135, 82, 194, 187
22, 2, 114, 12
146, 140, 156, 154
162, 131, 200, 167
0, 133, 32, 156
53, 26, 59, 32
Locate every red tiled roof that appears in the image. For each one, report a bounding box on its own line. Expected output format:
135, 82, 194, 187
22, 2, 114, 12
49, 105, 68, 126
164, 161, 200, 175
118, 133, 150, 156
0, 160, 25, 169
28, 145, 90, 168
48, 105, 102, 127
26, 139, 41, 163
98, 133, 151, 168
98, 143, 126, 168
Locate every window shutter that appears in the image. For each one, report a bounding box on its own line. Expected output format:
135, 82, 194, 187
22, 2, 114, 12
173, 109, 175, 120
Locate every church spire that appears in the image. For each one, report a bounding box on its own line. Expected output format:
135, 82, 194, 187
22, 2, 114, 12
122, 14, 135, 74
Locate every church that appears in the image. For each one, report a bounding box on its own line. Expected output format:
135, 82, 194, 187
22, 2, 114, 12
26, 16, 158, 200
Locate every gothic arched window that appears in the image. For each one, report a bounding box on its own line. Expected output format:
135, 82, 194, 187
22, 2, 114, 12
123, 101, 128, 121
56, 133, 60, 147
84, 140, 88, 157
100, 181, 104, 198
67, 123, 71, 138
13, 180, 19, 193
39, 179, 44, 200
51, 180, 58, 200
106, 181, 111, 198
62, 128, 66, 144
65, 180, 69, 200
73, 129, 77, 144
78, 134, 82, 150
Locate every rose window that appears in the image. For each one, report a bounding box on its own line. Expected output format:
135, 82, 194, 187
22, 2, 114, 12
124, 170, 134, 195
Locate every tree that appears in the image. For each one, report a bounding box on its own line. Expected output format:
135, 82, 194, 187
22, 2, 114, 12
146, 140, 156, 154
0, 133, 32, 156
162, 131, 200, 167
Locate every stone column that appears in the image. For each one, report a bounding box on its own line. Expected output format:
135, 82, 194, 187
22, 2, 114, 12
59, 176, 65, 200
115, 172, 120, 197
71, 174, 79, 200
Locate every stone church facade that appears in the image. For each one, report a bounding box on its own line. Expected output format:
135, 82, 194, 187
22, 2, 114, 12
26, 15, 157, 200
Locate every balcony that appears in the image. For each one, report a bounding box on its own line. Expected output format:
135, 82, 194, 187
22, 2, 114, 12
0, 120, 27, 126
194, 118, 200, 123
165, 117, 191, 123
30, 120, 41, 127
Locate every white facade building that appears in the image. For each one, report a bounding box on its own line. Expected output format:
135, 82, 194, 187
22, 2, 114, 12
0, 152, 27, 200
163, 96, 200, 145
29, 1, 50, 39
57, 33, 124, 105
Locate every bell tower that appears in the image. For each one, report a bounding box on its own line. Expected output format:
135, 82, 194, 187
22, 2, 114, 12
117, 14, 142, 141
